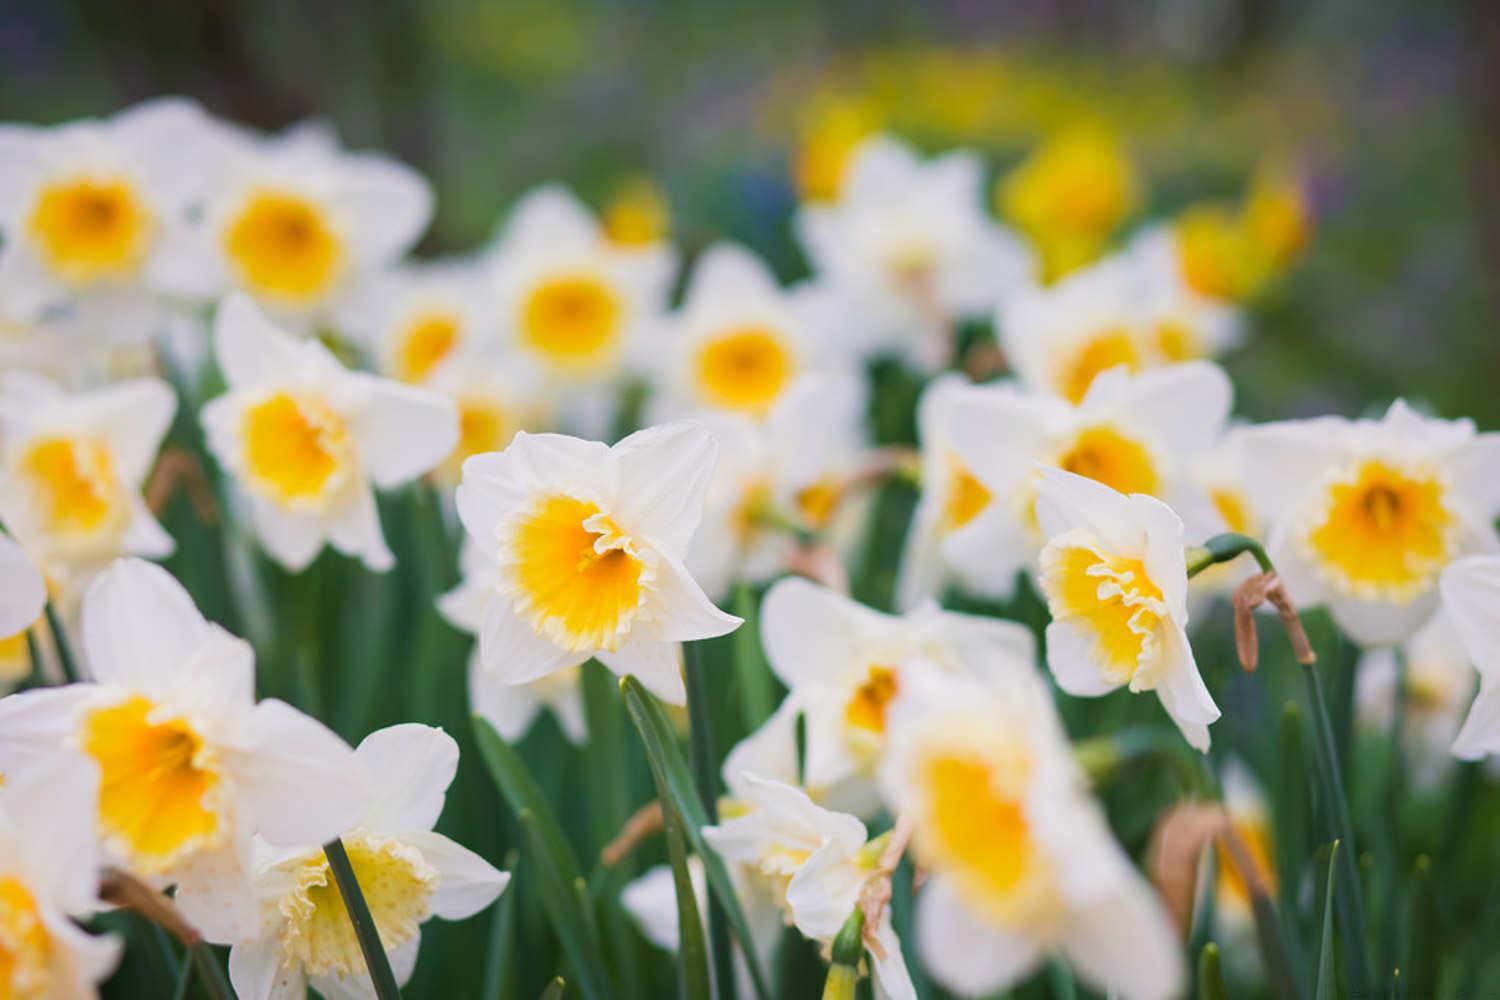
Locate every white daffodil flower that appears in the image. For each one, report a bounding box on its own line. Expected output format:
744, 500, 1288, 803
1356, 611, 1483, 785
338, 260, 492, 387
1439, 555, 1500, 760
0, 534, 46, 693
225, 724, 508, 1000
1213, 760, 1277, 940
758, 575, 1036, 816
0, 97, 224, 344
621, 859, 708, 954
898, 361, 1230, 610
0, 754, 121, 999
688, 373, 870, 600
155, 119, 432, 332
879, 669, 1183, 1000
796, 133, 1033, 370
1185, 425, 1264, 600
438, 541, 587, 745
484, 185, 674, 393
1000, 255, 1240, 405
201, 294, 458, 572
1035, 467, 1219, 751
1241, 399, 1500, 646
0, 558, 366, 942
702, 774, 916, 1000
0, 370, 174, 593
424, 363, 552, 491
453, 420, 740, 705
648, 243, 854, 421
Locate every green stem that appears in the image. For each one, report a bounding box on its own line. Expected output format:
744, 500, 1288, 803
1382, 648, 1409, 986
324, 838, 403, 999
683, 641, 736, 1000
43, 602, 79, 683
822, 908, 865, 1000
1185, 532, 1276, 578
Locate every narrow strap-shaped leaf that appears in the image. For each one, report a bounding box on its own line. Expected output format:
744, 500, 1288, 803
540, 976, 567, 1000
481, 852, 519, 1000
660, 787, 711, 1000
683, 641, 737, 1000
620, 675, 773, 1000
43, 602, 79, 683
323, 838, 403, 1000
1198, 942, 1228, 1000
730, 582, 779, 732
1316, 840, 1340, 1000
473, 718, 615, 1000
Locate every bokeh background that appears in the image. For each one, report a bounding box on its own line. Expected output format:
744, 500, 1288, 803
4, 0, 1496, 424
6, 1, 1498, 995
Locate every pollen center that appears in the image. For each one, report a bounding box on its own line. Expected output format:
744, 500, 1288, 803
695, 327, 794, 415
22, 437, 125, 541
80, 695, 222, 874
224, 191, 343, 305
395, 312, 461, 383
0, 876, 51, 1000
29, 177, 152, 284
1305, 460, 1454, 600
278, 832, 436, 980
1055, 425, 1160, 497
1059, 329, 1140, 404
844, 665, 899, 735
941, 456, 992, 533
509, 495, 648, 652
923, 752, 1039, 921
242, 392, 352, 505
520, 274, 622, 371
1041, 540, 1165, 683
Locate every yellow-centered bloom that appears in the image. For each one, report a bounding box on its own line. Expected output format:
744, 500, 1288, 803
1439, 556, 1500, 761
453, 421, 740, 705
603, 175, 672, 248
1036, 468, 1219, 751
0, 372, 175, 589
1241, 400, 1500, 645
202, 294, 458, 572
0, 559, 365, 944
878, 670, 1183, 1000
225, 725, 508, 999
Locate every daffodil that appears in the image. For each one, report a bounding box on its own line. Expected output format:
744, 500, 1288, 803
0, 754, 121, 998
796, 134, 1033, 369
791, 93, 880, 202
0, 558, 366, 942
158, 120, 432, 330
1439, 555, 1500, 760
339, 261, 491, 386
0, 534, 45, 692
1001, 255, 1239, 405
702, 774, 916, 1000
1035, 467, 1219, 751
1240, 400, 1500, 645
621, 858, 708, 954
898, 362, 1230, 609
649, 243, 854, 421
1213, 761, 1277, 938
0, 371, 175, 592
1186, 426, 1264, 601
453, 420, 740, 705
688, 373, 869, 600
0, 97, 222, 343
996, 122, 1139, 282
484, 185, 674, 396
201, 294, 458, 572
1357, 612, 1483, 783
225, 724, 509, 1000
878, 669, 1183, 1000
758, 575, 1036, 816
438, 542, 587, 744
602, 175, 672, 249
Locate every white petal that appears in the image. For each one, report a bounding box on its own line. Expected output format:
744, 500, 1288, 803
403, 828, 509, 919
350, 377, 458, 489
759, 576, 870, 689
469, 653, 545, 742
78, 558, 225, 692
240, 699, 366, 846
917, 877, 1043, 998
0, 534, 45, 636
1152, 626, 1218, 753
213, 293, 310, 388
786, 844, 864, 940
869, 916, 918, 1000
172, 840, 260, 945
1034, 467, 1140, 555
326, 486, 394, 573
596, 634, 685, 705
1441, 555, 1500, 677
1102, 360, 1232, 458
1043, 621, 1122, 697
86, 378, 176, 484
477, 597, 580, 686
648, 553, 742, 643
1453, 678, 1500, 760
684, 243, 780, 306
1057, 880, 1185, 1000
249, 496, 329, 572
229, 939, 306, 1000
2, 750, 104, 914
355, 724, 458, 833
498, 185, 601, 252
336, 155, 433, 265
611, 421, 718, 556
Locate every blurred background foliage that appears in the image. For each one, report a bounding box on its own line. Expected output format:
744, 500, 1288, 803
7, 0, 1500, 996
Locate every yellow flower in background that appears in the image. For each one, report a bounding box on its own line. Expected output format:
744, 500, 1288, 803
202, 294, 458, 572
0, 559, 366, 945
0, 755, 121, 999
1242, 160, 1311, 273
603, 175, 672, 248
1035, 467, 1219, 751
792, 94, 881, 202
1240, 400, 1500, 646
998, 122, 1139, 282
453, 421, 740, 705
1214, 761, 1277, 933
225, 724, 508, 1000
339, 262, 488, 386
879, 669, 1183, 1000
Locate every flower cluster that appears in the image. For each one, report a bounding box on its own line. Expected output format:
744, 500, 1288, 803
2, 95, 1494, 1000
